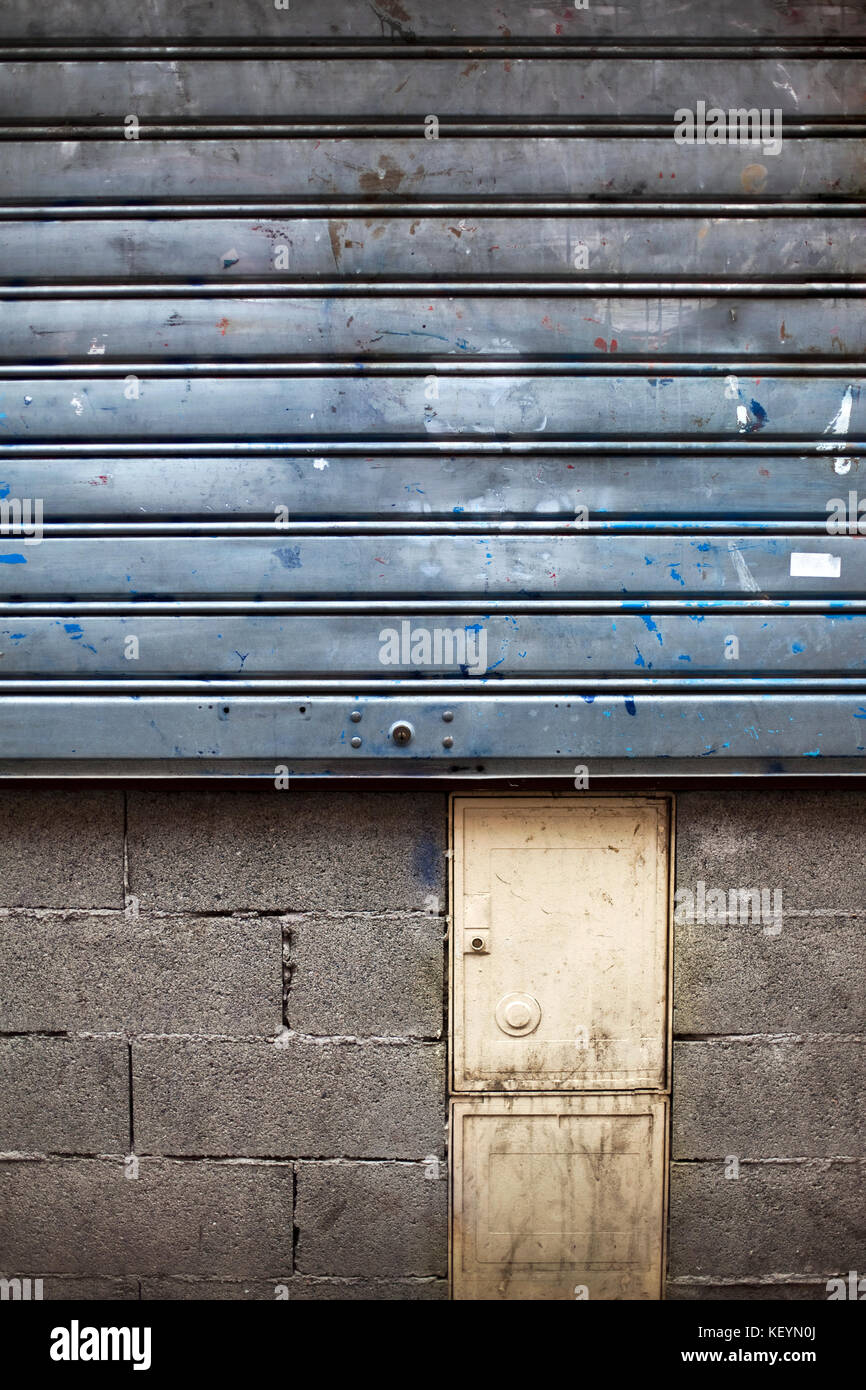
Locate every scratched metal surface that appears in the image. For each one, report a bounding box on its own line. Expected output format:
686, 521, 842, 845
0, 613, 863, 680
0, 454, 856, 520
0, 3, 863, 774
5, 139, 864, 198
0, 60, 860, 117
2, 374, 862, 436
1, 534, 864, 596
4, 298, 866, 359
1, 1, 864, 40
0, 217, 862, 276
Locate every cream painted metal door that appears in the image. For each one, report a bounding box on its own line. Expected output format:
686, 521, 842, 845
452, 796, 670, 1091
451, 1094, 668, 1301
449, 795, 671, 1301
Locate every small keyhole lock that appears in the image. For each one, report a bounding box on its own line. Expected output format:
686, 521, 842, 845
463, 928, 489, 954
389, 721, 414, 746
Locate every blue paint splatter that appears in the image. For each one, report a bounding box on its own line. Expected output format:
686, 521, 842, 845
0, 553, 26, 564
639, 615, 663, 646
412, 833, 440, 888
274, 546, 302, 570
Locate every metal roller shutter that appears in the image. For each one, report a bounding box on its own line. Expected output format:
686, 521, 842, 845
0, 1, 863, 776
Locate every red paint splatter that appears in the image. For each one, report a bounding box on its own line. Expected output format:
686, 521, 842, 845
594, 337, 607, 351
88, 475, 109, 486
217, 317, 229, 335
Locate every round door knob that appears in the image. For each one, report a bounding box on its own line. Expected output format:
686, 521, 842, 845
504, 1000, 532, 1029
495, 992, 542, 1037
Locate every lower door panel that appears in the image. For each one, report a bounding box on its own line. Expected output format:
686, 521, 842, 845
451, 1094, 668, 1301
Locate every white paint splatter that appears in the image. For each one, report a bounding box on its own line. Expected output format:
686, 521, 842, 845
819, 385, 856, 446
817, 384, 858, 474
313, 457, 329, 470
70, 396, 84, 415
728, 541, 761, 593
603, 297, 700, 336
771, 76, 799, 106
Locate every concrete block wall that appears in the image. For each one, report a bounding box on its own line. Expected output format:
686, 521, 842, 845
0, 789, 449, 1300
0, 786, 863, 1300
669, 788, 866, 1300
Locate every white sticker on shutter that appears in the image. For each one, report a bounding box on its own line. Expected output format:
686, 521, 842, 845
790, 552, 842, 578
